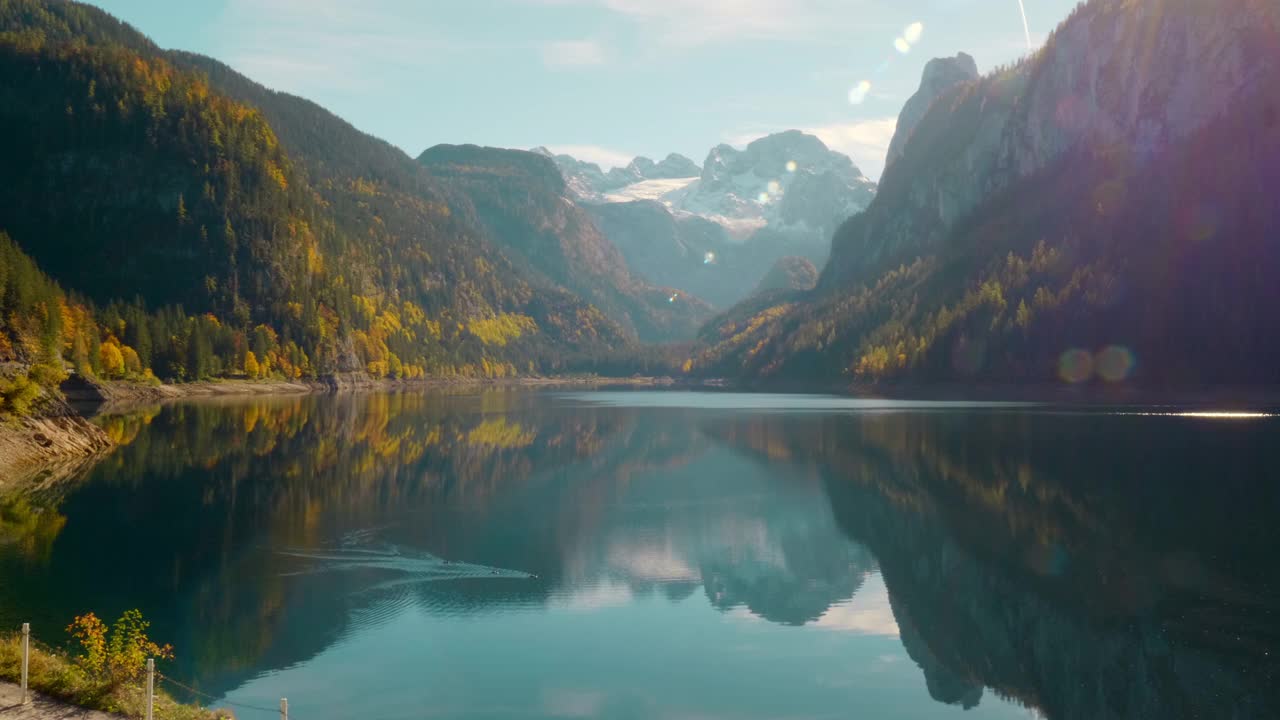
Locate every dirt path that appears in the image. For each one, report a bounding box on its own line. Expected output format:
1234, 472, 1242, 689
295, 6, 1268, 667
0, 681, 120, 718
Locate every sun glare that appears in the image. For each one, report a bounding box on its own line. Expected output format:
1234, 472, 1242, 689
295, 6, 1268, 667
848, 80, 872, 105
904, 22, 924, 45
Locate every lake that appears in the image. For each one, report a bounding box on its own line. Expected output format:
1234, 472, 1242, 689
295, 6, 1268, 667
2, 390, 1278, 719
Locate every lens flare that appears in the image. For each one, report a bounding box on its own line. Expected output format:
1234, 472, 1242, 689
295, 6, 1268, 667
785, 160, 798, 173
1016, 0, 1033, 50
1058, 349, 1094, 384
703, 251, 716, 265
767, 180, 782, 194
668, 293, 678, 303
894, 37, 911, 54
1096, 346, 1136, 382
757, 192, 770, 203
848, 80, 872, 105
904, 22, 924, 45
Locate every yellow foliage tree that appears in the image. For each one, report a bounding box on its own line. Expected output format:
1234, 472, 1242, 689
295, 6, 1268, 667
244, 350, 261, 379
99, 340, 125, 379
121, 345, 142, 375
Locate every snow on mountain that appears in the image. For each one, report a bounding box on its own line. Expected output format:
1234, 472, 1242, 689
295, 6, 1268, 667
603, 177, 699, 204
534, 148, 703, 201
540, 131, 876, 240
535, 131, 877, 308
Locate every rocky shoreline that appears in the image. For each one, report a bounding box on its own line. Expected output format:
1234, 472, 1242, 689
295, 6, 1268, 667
0, 396, 112, 495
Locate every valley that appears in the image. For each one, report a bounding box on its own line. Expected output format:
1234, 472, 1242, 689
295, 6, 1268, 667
2, 1, 1279, 718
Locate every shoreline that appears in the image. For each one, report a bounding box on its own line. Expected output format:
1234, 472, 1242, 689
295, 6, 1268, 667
0, 373, 684, 488
6, 372, 1279, 494
0, 398, 113, 496
77, 373, 690, 414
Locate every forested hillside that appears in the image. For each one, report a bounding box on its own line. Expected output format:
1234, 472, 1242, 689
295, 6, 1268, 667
0, 0, 639, 411
690, 0, 1280, 389
418, 144, 713, 343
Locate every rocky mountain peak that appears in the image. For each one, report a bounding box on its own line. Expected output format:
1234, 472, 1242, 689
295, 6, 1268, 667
702, 131, 855, 187
648, 153, 701, 179
884, 52, 980, 172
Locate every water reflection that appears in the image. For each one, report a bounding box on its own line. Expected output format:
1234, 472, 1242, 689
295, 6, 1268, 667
708, 409, 1280, 719
0, 391, 1276, 719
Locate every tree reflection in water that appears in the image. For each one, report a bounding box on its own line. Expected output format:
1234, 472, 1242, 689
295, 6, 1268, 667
1, 392, 1276, 719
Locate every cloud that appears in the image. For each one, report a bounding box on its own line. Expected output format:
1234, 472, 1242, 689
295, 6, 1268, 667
528, 0, 898, 48
725, 116, 898, 181
551, 580, 633, 610
542, 39, 607, 68
812, 572, 900, 636
805, 117, 898, 180
542, 689, 606, 718
544, 144, 636, 170
213, 0, 472, 94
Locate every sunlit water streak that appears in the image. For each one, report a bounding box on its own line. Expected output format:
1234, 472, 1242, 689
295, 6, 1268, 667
1112, 411, 1276, 419
556, 391, 1032, 412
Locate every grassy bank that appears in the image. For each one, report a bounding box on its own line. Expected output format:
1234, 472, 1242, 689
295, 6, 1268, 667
0, 633, 228, 720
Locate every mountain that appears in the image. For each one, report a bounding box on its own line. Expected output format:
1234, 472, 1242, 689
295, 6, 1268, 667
884, 53, 979, 173
584, 200, 735, 306
417, 145, 712, 343
691, 0, 1280, 387
633, 153, 701, 179
545, 131, 876, 309
676, 131, 875, 237
0, 0, 649, 395
533, 148, 702, 201
754, 257, 818, 295
585, 200, 829, 308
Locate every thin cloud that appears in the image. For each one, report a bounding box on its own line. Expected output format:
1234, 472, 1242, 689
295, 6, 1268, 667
812, 572, 900, 636
528, 0, 900, 48
213, 0, 474, 94
542, 40, 608, 68
543, 144, 636, 170
806, 117, 898, 181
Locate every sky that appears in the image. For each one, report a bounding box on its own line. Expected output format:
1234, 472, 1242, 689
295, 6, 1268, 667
89, 0, 1081, 180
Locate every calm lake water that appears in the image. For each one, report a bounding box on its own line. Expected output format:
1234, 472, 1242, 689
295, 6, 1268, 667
3, 390, 1279, 719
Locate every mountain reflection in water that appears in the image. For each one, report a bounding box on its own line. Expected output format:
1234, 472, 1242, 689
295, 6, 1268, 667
1, 390, 1276, 720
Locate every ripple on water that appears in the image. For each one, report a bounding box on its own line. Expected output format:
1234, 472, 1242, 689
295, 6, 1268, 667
275, 543, 538, 628
276, 545, 532, 580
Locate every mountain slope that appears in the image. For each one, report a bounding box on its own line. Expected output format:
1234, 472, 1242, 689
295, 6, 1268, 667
691, 0, 1280, 387
884, 53, 979, 173
0, 0, 633, 382
754, 257, 818, 295
585, 200, 831, 309
417, 145, 712, 343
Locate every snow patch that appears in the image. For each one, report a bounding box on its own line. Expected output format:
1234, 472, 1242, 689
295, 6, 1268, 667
602, 177, 699, 203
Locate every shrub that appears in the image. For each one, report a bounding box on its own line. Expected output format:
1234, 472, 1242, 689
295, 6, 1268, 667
67, 610, 174, 685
